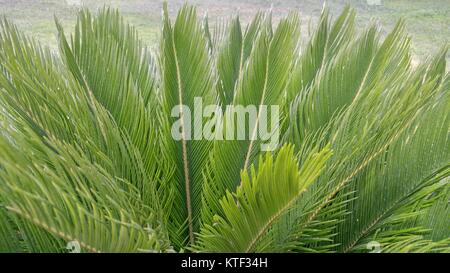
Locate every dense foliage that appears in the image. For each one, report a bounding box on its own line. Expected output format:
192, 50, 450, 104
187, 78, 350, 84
0, 3, 448, 253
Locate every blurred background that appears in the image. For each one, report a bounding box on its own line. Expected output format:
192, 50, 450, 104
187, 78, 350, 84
0, 0, 449, 65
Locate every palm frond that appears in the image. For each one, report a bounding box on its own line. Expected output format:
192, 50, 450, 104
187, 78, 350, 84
0, 3, 448, 253
159, 3, 217, 247
0, 125, 171, 252
200, 13, 300, 226
336, 66, 449, 252
195, 144, 332, 252
0, 206, 23, 252
343, 172, 449, 253
0, 15, 171, 253
275, 20, 448, 252
55, 8, 167, 210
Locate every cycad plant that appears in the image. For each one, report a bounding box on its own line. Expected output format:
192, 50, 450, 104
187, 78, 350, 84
0, 3, 449, 253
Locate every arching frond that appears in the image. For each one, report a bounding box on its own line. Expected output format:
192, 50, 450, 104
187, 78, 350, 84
0, 2, 448, 253
0, 15, 171, 253
159, 3, 217, 247
200, 13, 301, 227
194, 144, 332, 252
0, 126, 171, 253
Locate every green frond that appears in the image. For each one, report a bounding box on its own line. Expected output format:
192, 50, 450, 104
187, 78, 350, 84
277, 18, 448, 253
0, 15, 171, 253
0, 125, 171, 252
160, 3, 217, 247
336, 71, 450, 252
216, 15, 242, 105
55, 8, 167, 209
0, 206, 23, 252
194, 144, 332, 252
343, 172, 449, 253
200, 12, 301, 227
0, 2, 448, 253
216, 12, 267, 105
285, 5, 356, 103
420, 180, 450, 243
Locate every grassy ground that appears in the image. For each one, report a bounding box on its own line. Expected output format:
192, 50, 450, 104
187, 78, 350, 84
0, 0, 449, 65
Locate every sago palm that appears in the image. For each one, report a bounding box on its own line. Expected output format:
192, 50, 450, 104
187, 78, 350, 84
0, 3, 448, 253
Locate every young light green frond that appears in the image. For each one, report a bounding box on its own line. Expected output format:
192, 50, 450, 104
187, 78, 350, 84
200, 13, 300, 227
195, 144, 332, 252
